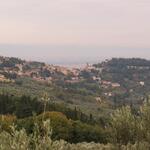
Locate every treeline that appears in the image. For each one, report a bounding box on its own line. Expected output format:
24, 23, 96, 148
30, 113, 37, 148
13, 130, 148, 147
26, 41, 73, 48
0, 57, 24, 68
15, 112, 108, 143
0, 93, 109, 143
2, 92, 150, 145
94, 58, 150, 82
94, 58, 150, 68
0, 93, 96, 124
1, 98, 150, 149
0, 112, 108, 144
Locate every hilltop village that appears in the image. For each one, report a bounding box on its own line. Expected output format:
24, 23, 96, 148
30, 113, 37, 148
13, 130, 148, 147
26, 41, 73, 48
0, 56, 121, 87
0, 56, 150, 108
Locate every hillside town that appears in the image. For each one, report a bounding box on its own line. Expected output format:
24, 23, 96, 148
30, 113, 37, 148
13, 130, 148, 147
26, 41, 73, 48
0, 57, 120, 88
0, 56, 148, 90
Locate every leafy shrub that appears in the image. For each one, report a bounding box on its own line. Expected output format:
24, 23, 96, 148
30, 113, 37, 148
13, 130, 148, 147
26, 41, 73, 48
0, 115, 16, 133
0, 117, 150, 149
110, 106, 138, 144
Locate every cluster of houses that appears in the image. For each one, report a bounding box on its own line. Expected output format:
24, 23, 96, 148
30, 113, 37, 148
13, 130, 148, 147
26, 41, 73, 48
127, 66, 150, 70
101, 80, 121, 88
0, 74, 13, 83
64, 63, 102, 83
0, 61, 83, 83
0, 57, 147, 90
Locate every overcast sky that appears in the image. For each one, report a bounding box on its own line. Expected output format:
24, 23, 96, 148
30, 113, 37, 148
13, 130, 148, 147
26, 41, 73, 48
0, 0, 150, 63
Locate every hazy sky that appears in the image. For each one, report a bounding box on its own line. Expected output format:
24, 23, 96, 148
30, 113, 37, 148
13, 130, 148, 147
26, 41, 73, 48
0, 0, 150, 63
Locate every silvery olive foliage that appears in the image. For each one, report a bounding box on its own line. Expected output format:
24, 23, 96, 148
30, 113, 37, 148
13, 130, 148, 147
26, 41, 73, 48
1, 99, 150, 149
0, 119, 149, 150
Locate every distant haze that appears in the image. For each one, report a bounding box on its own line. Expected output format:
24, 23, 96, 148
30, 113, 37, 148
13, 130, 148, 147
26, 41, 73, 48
0, 45, 150, 65
0, 0, 150, 64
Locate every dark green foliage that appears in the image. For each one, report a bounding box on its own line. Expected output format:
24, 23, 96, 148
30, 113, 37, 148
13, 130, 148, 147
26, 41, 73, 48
0, 57, 23, 68
16, 112, 108, 144
70, 121, 108, 143
94, 58, 150, 107
109, 100, 150, 146
0, 94, 95, 124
